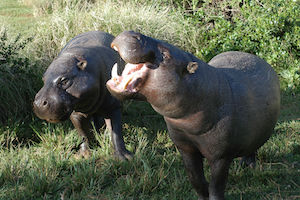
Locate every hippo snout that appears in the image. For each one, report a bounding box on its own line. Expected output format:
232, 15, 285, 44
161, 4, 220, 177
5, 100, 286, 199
33, 96, 49, 111
111, 31, 157, 64
33, 93, 53, 121
33, 88, 72, 123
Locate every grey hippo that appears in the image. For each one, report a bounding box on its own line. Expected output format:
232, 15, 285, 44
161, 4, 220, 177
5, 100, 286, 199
33, 31, 132, 160
106, 31, 280, 200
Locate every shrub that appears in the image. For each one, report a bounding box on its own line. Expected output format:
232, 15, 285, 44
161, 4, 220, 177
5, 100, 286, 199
0, 27, 42, 123
174, 0, 300, 91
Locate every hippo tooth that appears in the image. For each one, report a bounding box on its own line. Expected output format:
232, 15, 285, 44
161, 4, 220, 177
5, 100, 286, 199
123, 76, 133, 90
113, 45, 118, 52
112, 63, 119, 78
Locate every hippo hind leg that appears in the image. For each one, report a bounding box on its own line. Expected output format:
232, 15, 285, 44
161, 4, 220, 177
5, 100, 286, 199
240, 152, 256, 168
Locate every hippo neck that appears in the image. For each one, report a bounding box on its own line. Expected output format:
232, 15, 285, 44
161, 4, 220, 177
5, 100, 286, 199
148, 60, 227, 119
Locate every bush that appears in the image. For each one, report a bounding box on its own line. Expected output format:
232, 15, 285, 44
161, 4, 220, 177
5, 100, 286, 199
174, 0, 300, 91
0, 27, 42, 123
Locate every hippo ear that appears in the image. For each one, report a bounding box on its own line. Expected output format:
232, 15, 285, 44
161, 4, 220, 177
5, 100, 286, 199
187, 62, 198, 74
77, 60, 87, 70
157, 44, 172, 60
76, 57, 87, 70
177, 62, 198, 78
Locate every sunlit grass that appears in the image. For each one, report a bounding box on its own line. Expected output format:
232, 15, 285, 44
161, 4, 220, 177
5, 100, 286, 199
0, 0, 36, 35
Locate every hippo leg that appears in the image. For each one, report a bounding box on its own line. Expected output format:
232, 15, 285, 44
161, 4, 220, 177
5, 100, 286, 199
180, 150, 209, 200
208, 158, 232, 200
104, 108, 132, 160
167, 125, 209, 199
240, 152, 256, 168
70, 111, 96, 158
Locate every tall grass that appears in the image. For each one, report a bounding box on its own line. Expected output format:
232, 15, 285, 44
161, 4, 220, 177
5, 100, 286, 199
21, 0, 96, 16
28, 0, 200, 64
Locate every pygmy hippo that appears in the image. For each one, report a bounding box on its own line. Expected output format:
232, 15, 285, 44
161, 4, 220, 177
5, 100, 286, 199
106, 31, 280, 200
33, 31, 131, 160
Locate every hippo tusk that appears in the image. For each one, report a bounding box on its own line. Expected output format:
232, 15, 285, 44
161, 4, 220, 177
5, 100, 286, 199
123, 76, 133, 90
112, 63, 119, 78
112, 45, 118, 52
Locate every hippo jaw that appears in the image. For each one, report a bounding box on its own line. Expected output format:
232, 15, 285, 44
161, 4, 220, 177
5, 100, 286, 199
106, 62, 151, 100
33, 103, 72, 123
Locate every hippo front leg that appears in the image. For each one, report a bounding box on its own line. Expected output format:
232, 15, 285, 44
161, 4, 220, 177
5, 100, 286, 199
180, 150, 209, 200
70, 111, 96, 158
104, 108, 132, 160
168, 126, 209, 200
208, 158, 232, 200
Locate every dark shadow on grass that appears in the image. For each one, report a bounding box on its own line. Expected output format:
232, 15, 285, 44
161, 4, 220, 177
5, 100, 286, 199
226, 156, 300, 200
121, 100, 168, 153
279, 90, 300, 122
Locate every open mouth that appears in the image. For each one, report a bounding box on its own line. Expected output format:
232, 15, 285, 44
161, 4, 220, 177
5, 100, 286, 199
106, 62, 150, 95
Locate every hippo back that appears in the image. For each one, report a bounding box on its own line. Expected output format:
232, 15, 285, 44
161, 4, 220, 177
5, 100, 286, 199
208, 51, 280, 96
59, 31, 115, 55
208, 51, 280, 154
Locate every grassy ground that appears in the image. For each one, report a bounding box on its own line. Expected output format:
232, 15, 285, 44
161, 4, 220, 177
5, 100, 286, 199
0, 0, 299, 200
0, 0, 36, 35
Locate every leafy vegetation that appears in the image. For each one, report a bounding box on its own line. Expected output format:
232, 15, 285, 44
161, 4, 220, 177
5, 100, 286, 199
0, 27, 42, 123
0, 0, 299, 199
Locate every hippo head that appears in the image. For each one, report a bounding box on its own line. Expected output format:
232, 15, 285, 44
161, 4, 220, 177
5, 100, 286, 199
106, 31, 198, 103
34, 53, 100, 123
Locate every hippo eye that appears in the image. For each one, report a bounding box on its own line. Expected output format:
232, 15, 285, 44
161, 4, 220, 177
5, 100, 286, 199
58, 77, 72, 89
61, 77, 68, 84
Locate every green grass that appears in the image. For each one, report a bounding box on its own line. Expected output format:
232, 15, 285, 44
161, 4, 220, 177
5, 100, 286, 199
0, 0, 299, 199
0, 0, 36, 35
0, 100, 299, 200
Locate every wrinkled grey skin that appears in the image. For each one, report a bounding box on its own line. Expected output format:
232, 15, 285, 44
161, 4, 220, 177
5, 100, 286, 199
33, 31, 131, 160
107, 31, 280, 199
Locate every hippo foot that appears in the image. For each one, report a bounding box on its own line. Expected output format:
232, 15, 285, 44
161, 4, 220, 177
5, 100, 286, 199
114, 149, 133, 161
74, 142, 91, 159
240, 154, 256, 168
